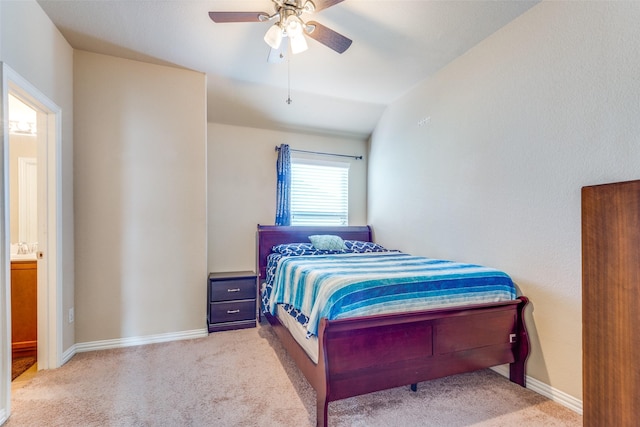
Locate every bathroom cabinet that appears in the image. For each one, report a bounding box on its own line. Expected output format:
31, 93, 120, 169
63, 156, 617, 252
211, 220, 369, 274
11, 260, 37, 359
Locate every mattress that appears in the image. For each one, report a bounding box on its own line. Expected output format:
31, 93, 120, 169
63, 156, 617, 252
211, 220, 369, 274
275, 304, 319, 364
267, 252, 516, 337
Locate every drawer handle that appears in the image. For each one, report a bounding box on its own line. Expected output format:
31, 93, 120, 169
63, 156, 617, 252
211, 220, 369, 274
227, 288, 241, 293
227, 309, 240, 314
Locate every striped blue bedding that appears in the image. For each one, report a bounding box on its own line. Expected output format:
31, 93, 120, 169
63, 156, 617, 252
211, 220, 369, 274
267, 252, 516, 337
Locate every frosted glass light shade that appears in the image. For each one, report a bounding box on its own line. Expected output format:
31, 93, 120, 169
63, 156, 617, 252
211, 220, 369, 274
286, 18, 303, 37
290, 33, 308, 54
264, 24, 283, 49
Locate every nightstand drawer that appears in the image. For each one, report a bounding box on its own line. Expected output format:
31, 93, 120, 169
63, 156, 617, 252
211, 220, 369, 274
209, 300, 256, 324
209, 278, 256, 302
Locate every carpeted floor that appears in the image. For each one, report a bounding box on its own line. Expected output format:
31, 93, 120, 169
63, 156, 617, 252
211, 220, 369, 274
11, 357, 36, 381
7, 322, 582, 426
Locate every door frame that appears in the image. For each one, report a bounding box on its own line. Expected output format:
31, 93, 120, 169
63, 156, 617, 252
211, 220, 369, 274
1, 62, 63, 422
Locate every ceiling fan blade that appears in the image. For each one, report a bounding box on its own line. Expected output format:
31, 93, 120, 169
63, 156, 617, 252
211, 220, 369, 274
312, 0, 346, 12
305, 21, 352, 54
208, 11, 267, 23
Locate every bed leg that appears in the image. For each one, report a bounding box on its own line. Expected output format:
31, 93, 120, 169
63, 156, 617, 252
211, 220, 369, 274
510, 361, 526, 387
410, 383, 417, 392
317, 396, 328, 427
510, 296, 530, 387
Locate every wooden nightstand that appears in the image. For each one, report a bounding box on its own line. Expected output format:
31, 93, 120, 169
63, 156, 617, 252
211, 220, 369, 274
208, 271, 257, 333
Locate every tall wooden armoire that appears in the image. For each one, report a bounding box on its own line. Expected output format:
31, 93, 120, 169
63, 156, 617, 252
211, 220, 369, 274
582, 179, 640, 426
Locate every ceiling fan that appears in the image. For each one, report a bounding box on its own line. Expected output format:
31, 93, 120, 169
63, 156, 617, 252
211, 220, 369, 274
208, 0, 352, 57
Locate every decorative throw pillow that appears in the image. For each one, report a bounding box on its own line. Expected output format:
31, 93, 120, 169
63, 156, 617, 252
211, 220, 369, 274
344, 240, 390, 253
308, 234, 346, 251
272, 243, 315, 254
271, 243, 333, 256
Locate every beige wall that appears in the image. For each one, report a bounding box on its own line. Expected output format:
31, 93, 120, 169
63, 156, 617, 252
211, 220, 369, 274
74, 51, 207, 342
1, 0, 75, 353
369, 1, 640, 403
207, 123, 367, 273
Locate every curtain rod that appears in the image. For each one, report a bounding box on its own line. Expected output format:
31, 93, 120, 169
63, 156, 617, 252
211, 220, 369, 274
275, 146, 363, 160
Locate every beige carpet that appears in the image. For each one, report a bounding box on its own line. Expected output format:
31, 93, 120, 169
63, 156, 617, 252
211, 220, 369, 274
7, 322, 582, 426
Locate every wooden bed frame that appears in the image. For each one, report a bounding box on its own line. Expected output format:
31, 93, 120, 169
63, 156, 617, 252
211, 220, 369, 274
257, 225, 530, 427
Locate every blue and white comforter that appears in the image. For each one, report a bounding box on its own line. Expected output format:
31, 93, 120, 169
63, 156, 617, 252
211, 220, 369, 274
267, 252, 516, 337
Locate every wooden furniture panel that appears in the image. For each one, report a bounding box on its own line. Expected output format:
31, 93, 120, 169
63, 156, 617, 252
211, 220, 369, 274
209, 300, 256, 324
256, 225, 372, 281
257, 225, 530, 427
434, 310, 516, 354
208, 271, 257, 333
11, 260, 37, 359
582, 179, 640, 427
209, 278, 256, 302
328, 321, 434, 374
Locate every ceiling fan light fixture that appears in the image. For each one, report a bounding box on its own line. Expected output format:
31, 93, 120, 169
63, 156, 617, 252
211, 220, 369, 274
290, 33, 308, 54
302, 1, 315, 14
264, 24, 284, 49
285, 15, 304, 37
209, 0, 352, 56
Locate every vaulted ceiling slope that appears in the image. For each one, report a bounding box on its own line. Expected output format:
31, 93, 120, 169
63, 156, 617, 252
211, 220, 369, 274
37, 0, 539, 138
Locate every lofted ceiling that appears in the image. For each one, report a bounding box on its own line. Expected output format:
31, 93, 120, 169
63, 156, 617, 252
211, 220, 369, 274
37, 0, 539, 138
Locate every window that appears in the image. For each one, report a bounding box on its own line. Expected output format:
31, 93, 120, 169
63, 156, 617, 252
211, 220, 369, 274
290, 158, 349, 226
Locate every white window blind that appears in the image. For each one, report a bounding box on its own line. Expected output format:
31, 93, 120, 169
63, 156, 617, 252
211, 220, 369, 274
291, 159, 349, 226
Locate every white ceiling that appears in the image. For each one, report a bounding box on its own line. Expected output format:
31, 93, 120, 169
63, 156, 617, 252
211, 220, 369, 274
37, 0, 539, 138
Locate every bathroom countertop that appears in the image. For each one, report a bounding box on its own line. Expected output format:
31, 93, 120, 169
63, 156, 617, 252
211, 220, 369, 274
11, 254, 37, 261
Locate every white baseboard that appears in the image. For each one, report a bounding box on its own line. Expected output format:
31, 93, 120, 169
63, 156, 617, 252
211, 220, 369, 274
69, 328, 208, 356
62, 345, 76, 365
491, 365, 583, 415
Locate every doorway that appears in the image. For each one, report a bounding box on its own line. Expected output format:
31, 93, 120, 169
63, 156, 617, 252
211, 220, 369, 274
1, 63, 63, 423
8, 94, 38, 381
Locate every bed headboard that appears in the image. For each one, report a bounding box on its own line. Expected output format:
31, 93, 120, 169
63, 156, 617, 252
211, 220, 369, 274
256, 225, 372, 283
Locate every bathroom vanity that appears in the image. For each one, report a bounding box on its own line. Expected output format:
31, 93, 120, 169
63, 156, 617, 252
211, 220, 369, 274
11, 259, 37, 359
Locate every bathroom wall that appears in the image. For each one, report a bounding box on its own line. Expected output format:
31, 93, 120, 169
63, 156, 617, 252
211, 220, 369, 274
9, 133, 37, 243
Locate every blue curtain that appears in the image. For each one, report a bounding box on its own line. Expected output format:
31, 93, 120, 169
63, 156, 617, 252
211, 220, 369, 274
275, 144, 291, 226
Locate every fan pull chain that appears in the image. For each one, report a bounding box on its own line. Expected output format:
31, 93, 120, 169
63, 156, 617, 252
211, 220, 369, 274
286, 57, 292, 105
